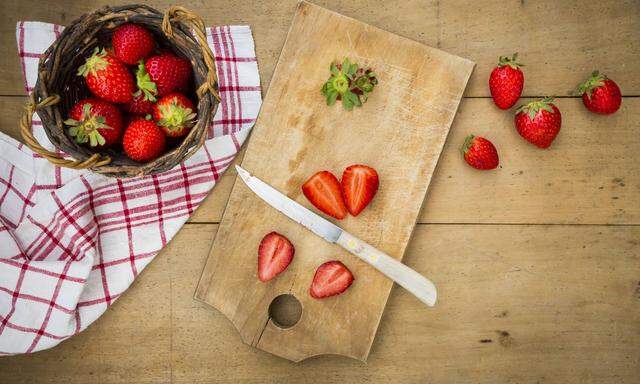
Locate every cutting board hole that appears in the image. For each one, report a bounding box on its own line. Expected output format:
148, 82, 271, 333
268, 294, 302, 329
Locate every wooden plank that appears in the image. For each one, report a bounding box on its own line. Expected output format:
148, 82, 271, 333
2, 1, 639, 96
0, 223, 637, 383
0, 97, 24, 141
422, 96, 640, 225
195, 1, 474, 362
439, 0, 640, 96
2, 96, 638, 225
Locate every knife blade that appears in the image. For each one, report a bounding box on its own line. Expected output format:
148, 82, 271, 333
235, 165, 437, 307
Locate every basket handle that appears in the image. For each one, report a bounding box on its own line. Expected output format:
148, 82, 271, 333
162, 6, 220, 101
20, 93, 112, 169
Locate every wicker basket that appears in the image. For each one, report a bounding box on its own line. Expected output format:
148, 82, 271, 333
20, 4, 220, 178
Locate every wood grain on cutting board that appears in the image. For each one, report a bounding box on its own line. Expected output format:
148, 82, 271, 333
195, 1, 474, 361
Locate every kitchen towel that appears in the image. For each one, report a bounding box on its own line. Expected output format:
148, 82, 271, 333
0, 22, 261, 355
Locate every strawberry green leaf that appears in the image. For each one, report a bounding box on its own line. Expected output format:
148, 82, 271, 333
135, 60, 157, 102
330, 63, 339, 75
322, 58, 378, 111
327, 91, 338, 106
77, 47, 108, 77
341, 58, 350, 75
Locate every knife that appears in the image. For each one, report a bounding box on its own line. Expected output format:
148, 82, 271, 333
235, 165, 437, 307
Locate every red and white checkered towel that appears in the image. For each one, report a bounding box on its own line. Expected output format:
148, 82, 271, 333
0, 22, 261, 355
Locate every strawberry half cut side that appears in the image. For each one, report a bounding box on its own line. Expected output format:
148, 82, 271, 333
257, 232, 295, 282
309, 260, 354, 299
302, 171, 348, 220
341, 164, 379, 216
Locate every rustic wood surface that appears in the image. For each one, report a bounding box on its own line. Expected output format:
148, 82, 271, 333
195, 1, 473, 362
0, 0, 638, 383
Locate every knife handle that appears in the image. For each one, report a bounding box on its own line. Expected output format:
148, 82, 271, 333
336, 231, 437, 307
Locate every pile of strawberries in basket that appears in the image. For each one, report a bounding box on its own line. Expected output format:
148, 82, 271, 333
64, 23, 197, 163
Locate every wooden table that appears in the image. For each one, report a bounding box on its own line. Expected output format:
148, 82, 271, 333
0, 1, 638, 382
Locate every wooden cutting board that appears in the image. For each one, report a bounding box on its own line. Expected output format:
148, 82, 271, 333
195, 1, 474, 362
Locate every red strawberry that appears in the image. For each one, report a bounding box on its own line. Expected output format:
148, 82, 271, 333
122, 119, 166, 162
302, 171, 347, 220
489, 53, 524, 110
143, 54, 191, 96
309, 261, 354, 299
257, 232, 295, 282
578, 70, 622, 115
515, 97, 562, 149
77, 47, 135, 104
112, 23, 155, 65
64, 98, 123, 147
341, 165, 379, 216
461, 135, 499, 170
152, 92, 196, 138
123, 93, 154, 115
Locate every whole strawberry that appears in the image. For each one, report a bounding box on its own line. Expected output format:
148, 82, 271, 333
460, 135, 499, 170
152, 92, 196, 138
78, 47, 135, 104
64, 98, 123, 147
515, 97, 562, 149
143, 53, 191, 96
578, 70, 621, 115
489, 53, 524, 110
112, 23, 155, 65
122, 119, 166, 162
124, 93, 154, 115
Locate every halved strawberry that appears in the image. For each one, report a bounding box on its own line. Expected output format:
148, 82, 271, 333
257, 232, 295, 282
302, 171, 347, 220
341, 165, 379, 216
309, 260, 354, 299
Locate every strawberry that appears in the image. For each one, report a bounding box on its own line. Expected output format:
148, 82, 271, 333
578, 70, 622, 115
152, 92, 196, 138
341, 165, 379, 216
257, 232, 295, 282
122, 119, 166, 162
515, 97, 562, 149
112, 23, 155, 65
309, 261, 354, 299
123, 93, 154, 115
143, 53, 191, 96
460, 135, 499, 170
77, 47, 135, 104
64, 98, 123, 147
489, 53, 524, 110
302, 171, 347, 220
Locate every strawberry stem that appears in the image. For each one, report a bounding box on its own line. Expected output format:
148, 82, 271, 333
577, 70, 606, 99
134, 60, 158, 102
157, 100, 196, 132
516, 97, 555, 121
460, 134, 475, 155
321, 57, 378, 110
497, 52, 524, 69
64, 103, 110, 147
77, 47, 109, 77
